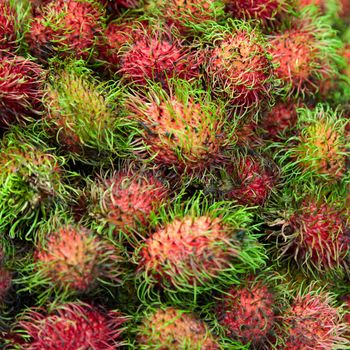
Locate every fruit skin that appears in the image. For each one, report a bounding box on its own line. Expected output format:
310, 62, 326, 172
137, 306, 219, 349
11, 302, 127, 349
216, 277, 276, 347
0, 55, 45, 127
119, 30, 199, 86
27, 0, 104, 62
277, 290, 348, 350
88, 171, 169, 234
204, 22, 273, 112
267, 9, 342, 97
0, 0, 17, 51
127, 80, 226, 175
33, 224, 124, 295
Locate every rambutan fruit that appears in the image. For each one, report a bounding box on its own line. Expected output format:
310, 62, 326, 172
203, 21, 274, 113
216, 275, 280, 348
11, 302, 127, 349
21, 224, 125, 300
0, 267, 11, 303
224, 0, 289, 22
127, 80, 227, 175
44, 62, 135, 163
87, 170, 169, 235
0, 0, 17, 52
259, 100, 298, 140
267, 8, 342, 97
277, 104, 348, 182
234, 118, 262, 148
137, 306, 219, 349
0, 126, 70, 238
27, 0, 104, 62
0, 55, 45, 127
135, 194, 266, 299
119, 29, 199, 86
277, 288, 348, 349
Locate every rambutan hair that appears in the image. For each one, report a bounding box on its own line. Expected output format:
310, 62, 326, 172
11, 302, 127, 349
0, 0, 17, 52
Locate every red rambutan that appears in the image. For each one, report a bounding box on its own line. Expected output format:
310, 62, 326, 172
216, 277, 277, 347
89, 172, 169, 234
205, 25, 273, 111
0, 55, 45, 127
0, 267, 11, 302
100, 0, 141, 9
119, 31, 199, 86
137, 306, 219, 349
278, 291, 348, 350
13, 302, 127, 349
34, 225, 124, 294
0, 0, 17, 52
27, 0, 104, 62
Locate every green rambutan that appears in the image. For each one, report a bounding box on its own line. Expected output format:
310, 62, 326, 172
0, 0, 17, 52
277, 288, 348, 349
27, 0, 104, 62
11, 302, 127, 349
127, 80, 227, 175
0, 126, 71, 238
0, 55, 45, 127
44, 62, 135, 163
203, 21, 274, 113
267, 8, 342, 97
137, 306, 219, 349
87, 170, 169, 235
119, 29, 199, 86
135, 194, 266, 299
276, 104, 348, 182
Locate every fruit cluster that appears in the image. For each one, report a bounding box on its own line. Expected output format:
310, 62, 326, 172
0, 0, 349, 349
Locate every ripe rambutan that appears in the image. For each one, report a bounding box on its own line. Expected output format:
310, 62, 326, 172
27, 0, 104, 62
0, 127, 68, 238
278, 290, 348, 349
12, 302, 127, 349
99, 0, 141, 9
88, 171, 169, 234
204, 22, 273, 112
224, 0, 288, 22
268, 9, 342, 97
221, 152, 278, 206
45, 63, 133, 163
137, 306, 219, 349
260, 100, 298, 140
280, 104, 348, 181
136, 195, 266, 297
216, 276, 277, 347
119, 30, 199, 86
127, 80, 226, 175
31, 224, 124, 295
234, 119, 262, 148
0, 267, 11, 302
0, 0, 17, 51
0, 55, 45, 127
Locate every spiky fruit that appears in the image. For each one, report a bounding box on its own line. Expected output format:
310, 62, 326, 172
137, 307, 219, 349
296, 0, 326, 11
205, 24, 273, 111
127, 80, 226, 174
284, 199, 350, 273
33, 225, 124, 294
281, 105, 348, 181
234, 119, 261, 148
278, 291, 348, 350
100, 0, 141, 9
136, 197, 265, 296
339, 0, 350, 18
0, 267, 11, 302
45, 63, 132, 162
27, 0, 104, 62
260, 100, 298, 140
0, 55, 45, 127
0, 0, 16, 51
216, 278, 276, 347
119, 31, 199, 86
224, 0, 287, 22
268, 11, 341, 97
88, 172, 169, 234
0, 128, 66, 237
222, 153, 277, 206
12, 302, 126, 349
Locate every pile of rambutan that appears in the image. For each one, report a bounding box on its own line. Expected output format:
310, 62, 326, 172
0, 0, 349, 348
